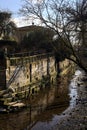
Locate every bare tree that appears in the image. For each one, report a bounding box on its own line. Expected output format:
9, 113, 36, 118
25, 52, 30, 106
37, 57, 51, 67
19, 0, 87, 72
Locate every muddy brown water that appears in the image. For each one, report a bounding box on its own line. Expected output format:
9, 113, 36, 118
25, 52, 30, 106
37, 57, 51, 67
0, 70, 79, 130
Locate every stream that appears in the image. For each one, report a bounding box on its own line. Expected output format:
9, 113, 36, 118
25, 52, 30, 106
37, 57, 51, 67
0, 70, 81, 130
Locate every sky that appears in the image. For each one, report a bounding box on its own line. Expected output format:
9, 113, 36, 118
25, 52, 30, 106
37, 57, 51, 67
0, 0, 39, 27
0, 0, 21, 17
0, 0, 42, 27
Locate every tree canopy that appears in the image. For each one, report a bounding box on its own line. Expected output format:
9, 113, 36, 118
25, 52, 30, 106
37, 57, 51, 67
0, 10, 16, 40
21, 27, 54, 52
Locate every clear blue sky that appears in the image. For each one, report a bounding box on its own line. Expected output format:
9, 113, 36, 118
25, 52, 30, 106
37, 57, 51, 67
0, 0, 22, 17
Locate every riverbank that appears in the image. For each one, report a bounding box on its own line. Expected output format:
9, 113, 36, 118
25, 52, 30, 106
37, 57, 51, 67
0, 70, 87, 130
53, 70, 87, 130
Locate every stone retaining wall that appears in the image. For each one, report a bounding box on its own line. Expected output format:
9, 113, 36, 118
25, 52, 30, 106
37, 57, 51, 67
0, 52, 72, 103
6, 53, 57, 94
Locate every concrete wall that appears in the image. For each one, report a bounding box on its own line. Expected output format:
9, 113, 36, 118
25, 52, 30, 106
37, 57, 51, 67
59, 59, 70, 71
6, 53, 57, 94
0, 52, 72, 103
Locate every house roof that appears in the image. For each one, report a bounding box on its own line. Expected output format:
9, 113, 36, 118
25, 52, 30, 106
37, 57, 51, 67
16, 25, 53, 32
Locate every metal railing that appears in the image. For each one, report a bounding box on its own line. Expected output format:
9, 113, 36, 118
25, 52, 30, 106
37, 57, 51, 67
7, 64, 22, 88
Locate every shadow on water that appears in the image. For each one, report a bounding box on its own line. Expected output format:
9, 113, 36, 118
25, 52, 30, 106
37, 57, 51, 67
0, 70, 81, 130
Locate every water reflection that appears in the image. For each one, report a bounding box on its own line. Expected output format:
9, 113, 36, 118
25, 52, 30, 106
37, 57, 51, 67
30, 70, 81, 130
0, 70, 80, 130
69, 70, 82, 108
69, 78, 78, 108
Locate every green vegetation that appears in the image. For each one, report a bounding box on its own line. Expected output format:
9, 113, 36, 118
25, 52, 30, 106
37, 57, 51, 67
0, 40, 17, 54
52, 37, 72, 62
0, 10, 16, 40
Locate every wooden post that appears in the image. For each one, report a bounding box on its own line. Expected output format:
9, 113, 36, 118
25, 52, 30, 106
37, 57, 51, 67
29, 64, 32, 82
47, 54, 50, 75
